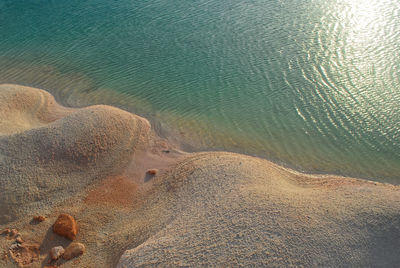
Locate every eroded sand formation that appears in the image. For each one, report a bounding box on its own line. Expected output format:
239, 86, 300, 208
0, 84, 399, 267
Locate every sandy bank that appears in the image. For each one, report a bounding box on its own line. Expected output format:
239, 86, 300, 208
0, 84, 399, 267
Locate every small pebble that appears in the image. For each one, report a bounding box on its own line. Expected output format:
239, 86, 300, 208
15, 235, 23, 244
147, 169, 158, 175
10, 229, 18, 237
9, 243, 19, 250
62, 242, 85, 260
50, 246, 65, 261
33, 215, 46, 222
1, 228, 10, 235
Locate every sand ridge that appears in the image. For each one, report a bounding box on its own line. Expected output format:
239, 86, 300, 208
117, 152, 399, 267
0, 84, 74, 135
0, 84, 399, 267
0, 84, 151, 224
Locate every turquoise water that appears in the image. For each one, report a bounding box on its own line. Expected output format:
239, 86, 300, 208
1, 0, 399, 183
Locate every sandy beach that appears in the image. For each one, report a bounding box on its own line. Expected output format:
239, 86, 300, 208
0, 84, 399, 267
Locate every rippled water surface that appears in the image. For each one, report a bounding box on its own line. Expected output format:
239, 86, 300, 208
1, 0, 399, 183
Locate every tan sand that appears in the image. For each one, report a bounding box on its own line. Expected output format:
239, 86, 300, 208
0, 84, 399, 267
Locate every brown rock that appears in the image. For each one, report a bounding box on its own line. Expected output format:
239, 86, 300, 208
1, 228, 10, 235
1, 250, 8, 261
9, 229, 18, 238
15, 235, 23, 244
33, 215, 46, 222
147, 169, 158, 175
62, 242, 85, 260
53, 214, 78, 240
1, 228, 19, 239
49, 246, 65, 261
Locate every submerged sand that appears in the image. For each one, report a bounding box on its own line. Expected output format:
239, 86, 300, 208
0, 84, 399, 267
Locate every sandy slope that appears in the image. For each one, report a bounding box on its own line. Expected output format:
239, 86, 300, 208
0, 84, 399, 267
119, 152, 400, 267
0, 84, 151, 224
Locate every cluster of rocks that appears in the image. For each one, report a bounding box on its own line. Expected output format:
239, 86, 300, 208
2, 228, 40, 267
50, 242, 85, 262
1, 213, 85, 267
1, 228, 19, 239
49, 214, 86, 263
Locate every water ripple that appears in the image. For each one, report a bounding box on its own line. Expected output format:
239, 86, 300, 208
0, 0, 399, 183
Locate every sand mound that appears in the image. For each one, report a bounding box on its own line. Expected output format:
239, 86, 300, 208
0, 84, 399, 267
0, 84, 150, 224
0, 84, 73, 135
118, 152, 400, 267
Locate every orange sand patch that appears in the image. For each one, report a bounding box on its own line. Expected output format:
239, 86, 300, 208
85, 176, 137, 207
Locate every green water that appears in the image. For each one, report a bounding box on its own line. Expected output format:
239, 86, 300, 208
1, 0, 399, 183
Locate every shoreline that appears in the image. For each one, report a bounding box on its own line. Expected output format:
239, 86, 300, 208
44, 83, 400, 186
0, 84, 399, 267
41, 83, 400, 185
0, 57, 398, 184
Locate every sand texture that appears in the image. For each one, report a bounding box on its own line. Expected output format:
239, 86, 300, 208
0, 84, 151, 224
0, 84, 399, 267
